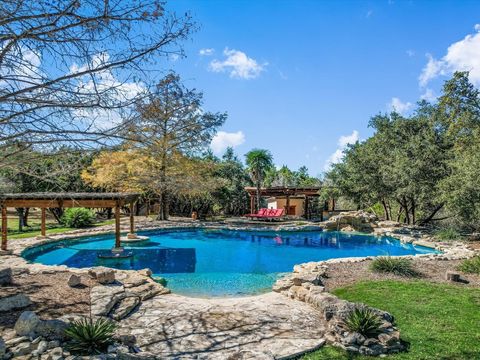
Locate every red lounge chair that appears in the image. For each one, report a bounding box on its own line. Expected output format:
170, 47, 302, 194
245, 208, 268, 218
264, 208, 285, 221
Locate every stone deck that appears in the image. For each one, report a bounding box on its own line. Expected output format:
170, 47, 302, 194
116, 292, 326, 359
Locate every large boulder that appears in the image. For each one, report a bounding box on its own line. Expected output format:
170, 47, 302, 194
14, 311, 40, 337
67, 274, 82, 287
89, 267, 116, 284
0, 293, 31, 312
0, 337, 5, 358
0, 267, 13, 285
90, 284, 125, 316
34, 319, 69, 340
110, 296, 140, 321
322, 211, 377, 233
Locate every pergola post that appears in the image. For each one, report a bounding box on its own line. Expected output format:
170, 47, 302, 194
127, 202, 136, 239
285, 195, 290, 216
304, 196, 310, 220
41, 208, 46, 237
1, 206, 7, 251
250, 195, 255, 214
114, 203, 121, 249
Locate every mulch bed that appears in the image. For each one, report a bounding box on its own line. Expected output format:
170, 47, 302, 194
0, 271, 94, 331
322, 258, 480, 291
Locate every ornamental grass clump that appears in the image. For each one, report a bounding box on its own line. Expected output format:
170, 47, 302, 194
434, 227, 462, 241
370, 256, 419, 277
64, 317, 116, 355
457, 256, 480, 274
344, 307, 382, 338
61, 208, 96, 228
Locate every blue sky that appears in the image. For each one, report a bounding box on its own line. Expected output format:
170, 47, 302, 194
164, 0, 480, 176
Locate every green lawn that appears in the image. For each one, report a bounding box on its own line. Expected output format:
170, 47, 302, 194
303, 280, 480, 360
7, 218, 116, 239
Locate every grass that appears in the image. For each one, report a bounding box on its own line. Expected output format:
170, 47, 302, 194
370, 256, 419, 277
434, 227, 463, 241
458, 256, 480, 274
6, 217, 116, 240
302, 280, 480, 360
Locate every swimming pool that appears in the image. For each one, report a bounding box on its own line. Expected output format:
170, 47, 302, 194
23, 228, 438, 297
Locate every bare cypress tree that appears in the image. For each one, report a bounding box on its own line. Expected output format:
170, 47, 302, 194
0, 0, 196, 172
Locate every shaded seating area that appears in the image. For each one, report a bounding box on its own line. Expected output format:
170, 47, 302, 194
245, 208, 285, 221
245, 186, 321, 220
0, 192, 140, 252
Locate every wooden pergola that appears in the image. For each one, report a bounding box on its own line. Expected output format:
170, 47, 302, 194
245, 186, 321, 219
0, 192, 140, 251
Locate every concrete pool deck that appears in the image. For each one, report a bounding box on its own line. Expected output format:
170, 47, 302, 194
115, 291, 327, 359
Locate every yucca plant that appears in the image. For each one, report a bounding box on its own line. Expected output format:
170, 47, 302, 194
344, 307, 382, 338
370, 256, 418, 277
64, 317, 116, 355
457, 256, 480, 274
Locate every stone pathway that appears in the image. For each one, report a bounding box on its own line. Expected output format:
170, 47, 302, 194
116, 292, 326, 359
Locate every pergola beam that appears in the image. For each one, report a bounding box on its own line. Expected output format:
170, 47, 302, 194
244, 186, 321, 197
0, 192, 140, 251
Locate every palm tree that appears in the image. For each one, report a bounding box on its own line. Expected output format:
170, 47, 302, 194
245, 149, 274, 212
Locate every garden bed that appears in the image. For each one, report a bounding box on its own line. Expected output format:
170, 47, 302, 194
321, 258, 480, 291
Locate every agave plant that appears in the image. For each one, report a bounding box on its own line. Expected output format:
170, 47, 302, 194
64, 317, 117, 355
344, 307, 382, 338
370, 256, 419, 277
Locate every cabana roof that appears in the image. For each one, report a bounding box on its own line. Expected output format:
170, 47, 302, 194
244, 186, 320, 197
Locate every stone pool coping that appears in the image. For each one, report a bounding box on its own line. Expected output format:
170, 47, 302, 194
5, 217, 476, 261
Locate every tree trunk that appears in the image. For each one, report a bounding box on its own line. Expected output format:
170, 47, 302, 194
17, 208, 24, 231
411, 198, 416, 225
48, 208, 64, 223
381, 199, 390, 220
402, 197, 410, 224
23, 208, 30, 227
418, 203, 445, 226
256, 178, 261, 212
396, 206, 403, 222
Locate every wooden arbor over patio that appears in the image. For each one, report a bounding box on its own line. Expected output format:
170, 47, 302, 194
245, 186, 321, 220
0, 192, 140, 251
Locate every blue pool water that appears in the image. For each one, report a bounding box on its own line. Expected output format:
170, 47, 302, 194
23, 229, 438, 297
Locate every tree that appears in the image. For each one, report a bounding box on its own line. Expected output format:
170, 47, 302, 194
84, 73, 226, 220
1, 148, 96, 224
245, 149, 273, 211
0, 0, 195, 173
324, 72, 480, 228
213, 147, 251, 216
436, 72, 480, 230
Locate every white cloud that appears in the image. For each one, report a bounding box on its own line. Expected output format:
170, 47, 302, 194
419, 24, 480, 86
70, 52, 145, 129
420, 88, 437, 102
199, 48, 215, 56
210, 131, 245, 155
324, 130, 359, 170
388, 97, 413, 115
0, 46, 42, 88
406, 49, 415, 57
209, 48, 266, 79
419, 54, 447, 87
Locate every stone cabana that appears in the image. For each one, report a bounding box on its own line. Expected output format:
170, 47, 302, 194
0, 192, 140, 252
245, 186, 321, 219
